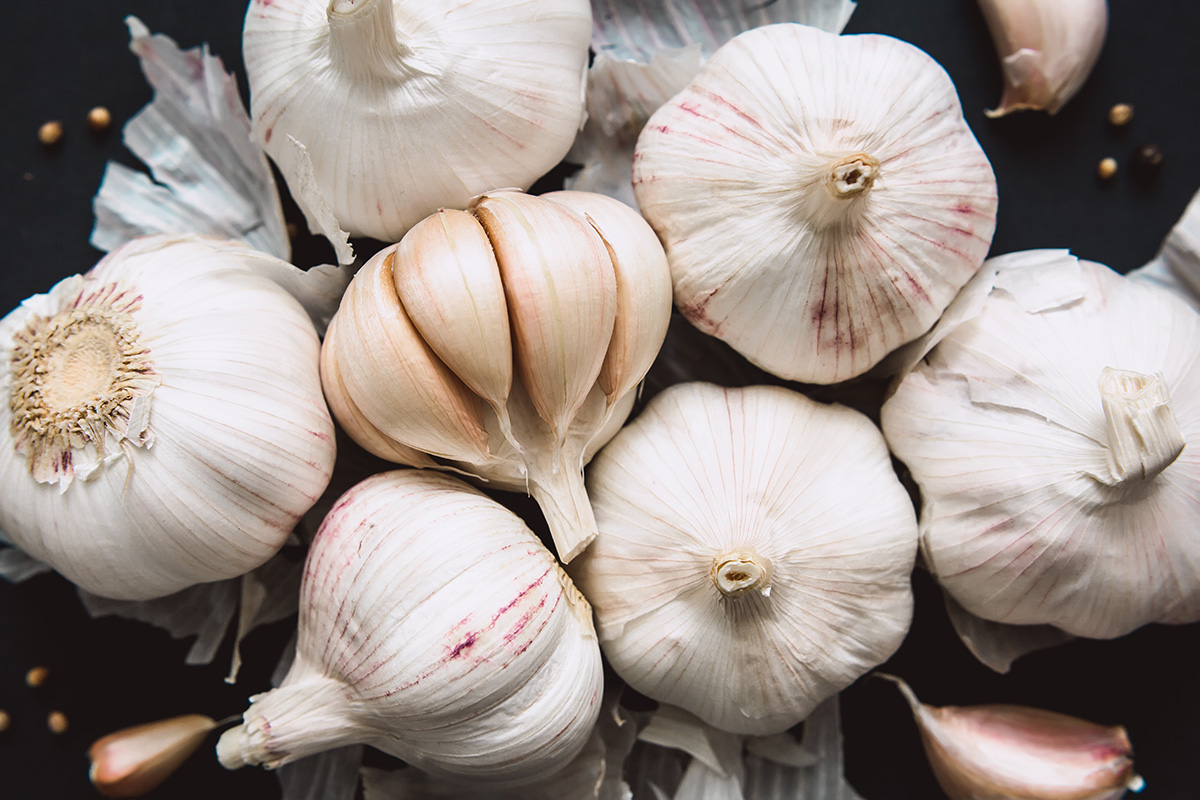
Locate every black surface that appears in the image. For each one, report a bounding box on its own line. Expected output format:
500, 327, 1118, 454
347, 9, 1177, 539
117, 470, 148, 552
3, 1, 1200, 798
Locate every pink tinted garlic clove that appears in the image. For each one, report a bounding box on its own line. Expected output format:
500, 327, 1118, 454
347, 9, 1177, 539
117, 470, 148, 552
88, 714, 217, 797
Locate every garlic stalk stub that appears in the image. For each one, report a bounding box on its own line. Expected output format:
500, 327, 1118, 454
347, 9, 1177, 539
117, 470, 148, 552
217, 470, 604, 783
633, 23, 998, 384
242, 0, 592, 241
882, 252, 1200, 639
321, 190, 672, 563
0, 235, 336, 600
883, 675, 1142, 800
571, 382, 918, 735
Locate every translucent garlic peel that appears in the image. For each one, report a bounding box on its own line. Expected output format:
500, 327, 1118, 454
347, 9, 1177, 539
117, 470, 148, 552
243, 0, 592, 242
978, 0, 1108, 117
0, 235, 337, 600
217, 470, 603, 783
882, 253, 1200, 639
571, 382, 918, 735
633, 23, 998, 384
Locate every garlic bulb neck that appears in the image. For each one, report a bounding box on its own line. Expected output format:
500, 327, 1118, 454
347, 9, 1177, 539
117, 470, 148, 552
797, 152, 880, 231
217, 675, 357, 769
711, 552, 772, 598
1097, 367, 1186, 487
327, 0, 417, 81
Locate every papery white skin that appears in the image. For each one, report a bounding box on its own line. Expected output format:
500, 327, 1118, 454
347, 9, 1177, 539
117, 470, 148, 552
243, 0, 591, 242
978, 0, 1108, 117
572, 382, 917, 735
1130, 186, 1200, 311
633, 24, 998, 384
0, 235, 336, 600
941, 592, 1074, 675
217, 470, 603, 783
882, 252, 1200, 639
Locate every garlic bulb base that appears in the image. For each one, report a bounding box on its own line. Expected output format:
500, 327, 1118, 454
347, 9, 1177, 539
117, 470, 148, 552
826, 154, 880, 198
711, 552, 772, 598
219, 676, 357, 770
1096, 367, 1185, 486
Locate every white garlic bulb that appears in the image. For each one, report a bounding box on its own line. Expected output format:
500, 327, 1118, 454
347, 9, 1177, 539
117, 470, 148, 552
0, 235, 336, 600
570, 382, 918, 735
242, 0, 592, 242
882, 251, 1200, 639
633, 23, 998, 384
216, 469, 604, 783
322, 190, 672, 563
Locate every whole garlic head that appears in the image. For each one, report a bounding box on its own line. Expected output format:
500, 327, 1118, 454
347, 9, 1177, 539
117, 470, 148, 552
882, 252, 1200, 639
243, 0, 592, 241
217, 470, 603, 783
0, 235, 336, 600
633, 23, 998, 384
570, 382, 918, 735
321, 190, 673, 563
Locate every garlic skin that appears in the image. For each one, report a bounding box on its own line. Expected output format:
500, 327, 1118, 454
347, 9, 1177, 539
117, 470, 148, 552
571, 382, 918, 735
978, 0, 1108, 117
884, 676, 1142, 800
216, 470, 603, 783
882, 252, 1200, 639
0, 235, 336, 600
633, 23, 997, 385
242, 0, 591, 242
322, 190, 672, 563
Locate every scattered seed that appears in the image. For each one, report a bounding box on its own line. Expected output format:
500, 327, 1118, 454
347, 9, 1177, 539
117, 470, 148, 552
25, 665, 49, 688
23, 172, 34, 182
87, 106, 112, 134
1096, 157, 1118, 181
38, 120, 64, 147
0, 710, 10, 733
286, 221, 300, 239
1107, 103, 1133, 127
47, 711, 69, 735
1131, 144, 1164, 183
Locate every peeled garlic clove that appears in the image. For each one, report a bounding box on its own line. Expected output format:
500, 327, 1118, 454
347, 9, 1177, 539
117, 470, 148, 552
571, 382, 918, 735
243, 0, 591, 241
633, 23, 998, 384
89, 714, 217, 797
217, 470, 603, 783
883, 675, 1142, 800
978, 0, 1108, 117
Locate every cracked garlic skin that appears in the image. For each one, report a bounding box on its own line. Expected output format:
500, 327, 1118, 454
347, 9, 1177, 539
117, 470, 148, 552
570, 382, 918, 736
882, 252, 1200, 639
217, 470, 603, 783
242, 0, 591, 242
321, 190, 672, 564
0, 235, 335, 600
633, 23, 998, 384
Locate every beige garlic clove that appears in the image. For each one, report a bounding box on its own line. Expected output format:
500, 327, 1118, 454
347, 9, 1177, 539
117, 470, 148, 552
89, 714, 217, 797
883, 675, 1142, 800
978, 0, 1108, 117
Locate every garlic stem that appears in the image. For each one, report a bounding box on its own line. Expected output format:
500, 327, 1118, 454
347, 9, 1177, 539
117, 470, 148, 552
797, 153, 881, 231
327, 0, 414, 81
710, 552, 772, 598
217, 676, 357, 770
528, 457, 597, 564
1097, 367, 1185, 486
826, 154, 880, 199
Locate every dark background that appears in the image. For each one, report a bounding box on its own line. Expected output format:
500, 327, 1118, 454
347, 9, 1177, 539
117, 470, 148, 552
2, 1, 1199, 798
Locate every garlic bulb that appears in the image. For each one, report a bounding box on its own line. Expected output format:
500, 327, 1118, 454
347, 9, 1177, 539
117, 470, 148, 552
978, 0, 1108, 117
216, 469, 604, 783
571, 382, 918, 735
882, 251, 1200, 639
242, 0, 592, 242
633, 23, 998, 384
322, 189, 672, 562
0, 235, 336, 600
883, 675, 1142, 800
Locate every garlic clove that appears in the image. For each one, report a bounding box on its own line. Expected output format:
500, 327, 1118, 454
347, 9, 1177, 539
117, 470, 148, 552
882, 675, 1142, 800
471, 191, 618, 449
88, 714, 217, 797
542, 190, 673, 409
978, 0, 1108, 117
393, 209, 517, 447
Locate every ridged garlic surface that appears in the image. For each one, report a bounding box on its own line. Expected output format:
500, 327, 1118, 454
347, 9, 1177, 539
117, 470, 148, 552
242, 0, 592, 242
882, 252, 1200, 639
571, 382, 918, 735
216, 470, 603, 783
633, 23, 998, 384
322, 190, 672, 563
0, 235, 336, 600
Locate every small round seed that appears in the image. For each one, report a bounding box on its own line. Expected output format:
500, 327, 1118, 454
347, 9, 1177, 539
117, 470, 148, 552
1131, 144, 1165, 184
38, 120, 64, 147
47, 711, 69, 735
0, 710, 10, 733
25, 666, 49, 688
1096, 157, 1118, 180
1107, 103, 1134, 126
87, 106, 112, 133
286, 221, 300, 239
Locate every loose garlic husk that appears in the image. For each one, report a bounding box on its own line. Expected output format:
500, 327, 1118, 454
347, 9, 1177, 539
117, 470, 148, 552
570, 382, 918, 735
216, 469, 603, 783
242, 0, 592, 242
882, 251, 1200, 639
322, 189, 672, 563
89, 714, 217, 798
633, 23, 998, 384
882, 675, 1143, 800
0, 235, 336, 600
978, 0, 1108, 117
